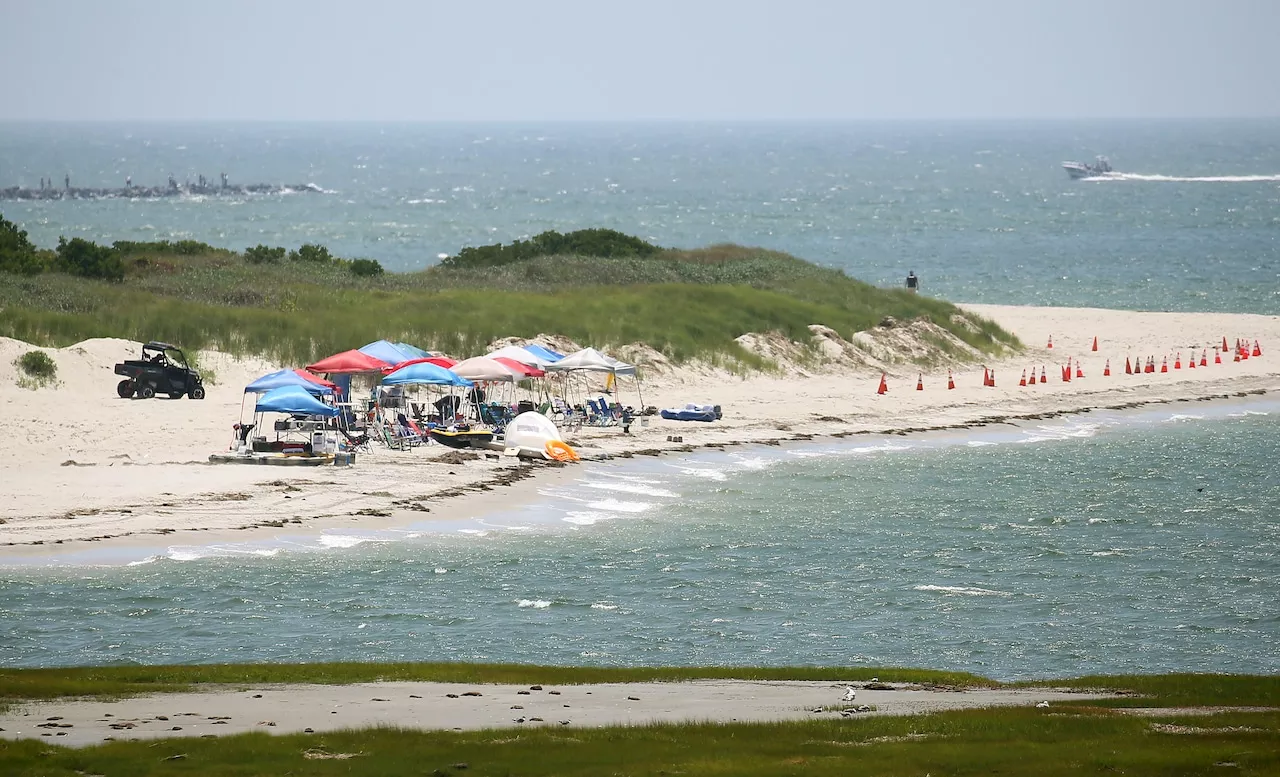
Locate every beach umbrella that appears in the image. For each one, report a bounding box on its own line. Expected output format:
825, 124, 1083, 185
450, 356, 522, 382
394, 342, 433, 359
492, 357, 546, 378
383, 356, 457, 373
306, 349, 392, 375
382, 361, 474, 387
522, 344, 564, 363
254, 385, 340, 417
486, 344, 557, 369
244, 369, 335, 395
295, 369, 339, 391
358, 340, 417, 366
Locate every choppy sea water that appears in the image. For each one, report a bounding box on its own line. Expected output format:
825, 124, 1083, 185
4, 400, 1277, 680
2, 120, 1279, 312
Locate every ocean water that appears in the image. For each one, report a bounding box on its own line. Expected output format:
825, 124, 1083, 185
2, 120, 1279, 312
2, 121, 1279, 679
2, 401, 1278, 680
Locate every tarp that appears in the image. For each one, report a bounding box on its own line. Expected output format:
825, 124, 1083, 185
450, 356, 522, 382
254, 385, 340, 417
486, 345, 557, 369
244, 369, 335, 395
306, 350, 392, 375
296, 369, 339, 391
359, 340, 417, 366
492, 357, 546, 378
382, 361, 474, 387
522, 344, 564, 363
545, 347, 636, 375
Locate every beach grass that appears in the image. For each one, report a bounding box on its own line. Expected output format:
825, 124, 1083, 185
2, 705, 1276, 776
0, 232, 1019, 366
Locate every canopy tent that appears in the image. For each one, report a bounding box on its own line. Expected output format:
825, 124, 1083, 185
492, 357, 545, 378
450, 356, 523, 382
394, 342, 433, 359
522, 344, 565, 363
254, 385, 340, 417
546, 347, 636, 376
306, 350, 393, 375
382, 362, 474, 387
359, 340, 417, 366
244, 369, 336, 395
486, 344, 557, 369
383, 356, 457, 373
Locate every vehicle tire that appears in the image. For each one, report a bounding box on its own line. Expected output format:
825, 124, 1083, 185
190, 386, 206, 400
169, 391, 185, 400
139, 385, 156, 399
116, 379, 136, 398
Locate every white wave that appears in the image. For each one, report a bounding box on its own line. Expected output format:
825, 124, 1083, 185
914, 584, 1012, 597
304, 183, 336, 194
581, 481, 679, 498
1091, 172, 1280, 183
591, 602, 618, 610
585, 499, 654, 514
165, 547, 215, 561
966, 440, 998, 447
731, 455, 773, 471
668, 464, 728, 482
786, 449, 830, 458
563, 511, 615, 526
456, 529, 489, 536
434, 567, 448, 574
1163, 414, 1205, 423
517, 599, 551, 609
318, 534, 383, 549
127, 555, 160, 566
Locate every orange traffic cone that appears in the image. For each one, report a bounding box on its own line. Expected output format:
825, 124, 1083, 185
1061, 365, 1069, 382
916, 373, 924, 391
1146, 357, 1155, 374
1091, 336, 1098, 352
947, 370, 955, 390
1160, 356, 1168, 373
877, 373, 888, 395
1222, 336, 1229, 351
1200, 350, 1208, 367
982, 366, 990, 387
1234, 350, 1241, 362
1188, 354, 1196, 369
1253, 340, 1262, 357
1103, 359, 1111, 376
1125, 357, 1132, 375
1019, 369, 1027, 387
1241, 345, 1249, 360
989, 369, 996, 388
1174, 353, 1182, 369
1039, 366, 1047, 384
1076, 361, 1085, 378
1214, 350, 1222, 365
1047, 335, 1053, 349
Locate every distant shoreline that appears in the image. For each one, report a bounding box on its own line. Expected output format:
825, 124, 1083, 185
1, 181, 326, 201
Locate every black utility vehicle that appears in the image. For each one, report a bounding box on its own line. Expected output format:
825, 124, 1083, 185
114, 341, 206, 399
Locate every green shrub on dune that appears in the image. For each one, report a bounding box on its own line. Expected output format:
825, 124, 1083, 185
0, 215, 1018, 365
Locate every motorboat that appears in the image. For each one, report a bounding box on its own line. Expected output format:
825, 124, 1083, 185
1063, 156, 1113, 179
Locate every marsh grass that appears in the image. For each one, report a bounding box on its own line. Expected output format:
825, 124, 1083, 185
12, 349, 58, 389
1, 705, 1276, 776
0, 242, 1019, 365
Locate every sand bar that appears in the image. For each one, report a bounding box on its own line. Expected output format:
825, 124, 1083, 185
1, 304, 1278, 554
0, 679, 1125, 747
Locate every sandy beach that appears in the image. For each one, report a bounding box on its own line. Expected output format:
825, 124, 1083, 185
0, 679, 1123, 747
2, 303, 1278, 554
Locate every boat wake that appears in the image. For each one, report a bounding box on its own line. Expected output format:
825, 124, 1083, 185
1091, 172, 1280, 183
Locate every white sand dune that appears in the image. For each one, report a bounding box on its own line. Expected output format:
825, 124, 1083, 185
1, 304, 1278, 552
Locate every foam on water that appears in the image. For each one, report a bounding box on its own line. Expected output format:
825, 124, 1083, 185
581, 481, 680, 498
914, 584, 1014, 597
1094, 172, 1280, 183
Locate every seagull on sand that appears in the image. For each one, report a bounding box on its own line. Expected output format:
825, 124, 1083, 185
841, 686, 857, 703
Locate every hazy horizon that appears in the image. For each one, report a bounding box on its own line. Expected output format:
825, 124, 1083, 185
3, 0, 1279, 122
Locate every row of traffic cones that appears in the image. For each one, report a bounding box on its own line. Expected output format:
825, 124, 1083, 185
876, 338, 1263, 394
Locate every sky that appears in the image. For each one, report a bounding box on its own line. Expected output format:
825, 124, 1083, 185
3, 0, 1278, 121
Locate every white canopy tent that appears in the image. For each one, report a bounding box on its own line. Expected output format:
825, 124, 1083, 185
485, 344, 556, 369
545, 348, 644, 414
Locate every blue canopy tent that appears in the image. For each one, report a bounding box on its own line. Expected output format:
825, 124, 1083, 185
244, 369, 335, 395
254, 385, 340, 417
522, 344, 564, 363
395, 342, 433, 359
382, 362, 473, 387
359, 340, 417, 366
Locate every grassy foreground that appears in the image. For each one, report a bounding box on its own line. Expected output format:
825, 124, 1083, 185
1, 666, 1277, 776
0, 224, 1019, 367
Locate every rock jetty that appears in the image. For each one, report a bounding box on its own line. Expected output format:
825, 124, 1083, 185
2, 174, 326, 201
